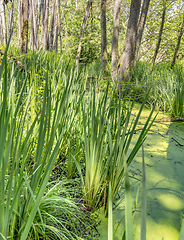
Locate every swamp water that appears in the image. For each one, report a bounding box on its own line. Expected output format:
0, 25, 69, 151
97, 106, 184, 240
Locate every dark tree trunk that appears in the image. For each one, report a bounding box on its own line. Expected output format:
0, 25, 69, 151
42, 0, 49, 50
101, 0, 108, 72
111, 0, 121, 82
118, 0, 141, 86
48, 0, 56, 50
171, 15, 184, 69
150, 0, 166, 71
53, 0, 60, 52
21, 0, 29, 53
134, 0, 151, 67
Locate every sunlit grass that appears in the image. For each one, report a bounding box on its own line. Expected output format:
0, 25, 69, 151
1, 45, 183, 239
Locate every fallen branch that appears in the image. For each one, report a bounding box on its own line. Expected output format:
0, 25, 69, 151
171, 137, 184, 147
126, 128, 166, 138
154, 117, 184, 122
166, 122, 171, 135
131, 113, 184, 123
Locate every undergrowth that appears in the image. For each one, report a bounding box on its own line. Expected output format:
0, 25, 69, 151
1, 46, 184, 240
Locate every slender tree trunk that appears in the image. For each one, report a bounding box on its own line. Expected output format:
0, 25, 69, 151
90, 0, 93, 32
48, 0, 56, 50
171, 15, 184, 69
18, 0, 22, 46
31, 0, 38, 49
43, 0, 49, 50
134, 0, 151, 67
150, 0, 166, 71
101, 0, 108, 72
75, 0, 92, 66
37, 0, 42, 49
21, 0, 29, 53
59, 0, 69, 54
0, 0, 7, 44
29, 0, 33, 49
118, 0, 141, 86
8, 0, 14, 39
111, 0, 121, 82
53, 0, 60, 52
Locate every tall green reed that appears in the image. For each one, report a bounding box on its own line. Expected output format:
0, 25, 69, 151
0, 47, 86, 239
74, 81, 156, 211
131, 61, 184, 116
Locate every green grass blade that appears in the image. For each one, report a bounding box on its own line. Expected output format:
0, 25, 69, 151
108, 180, 113, 240
141, 145, 146, 240
124, 154, 134, 240
178, 218, 184, 240
20, 128, 65, 240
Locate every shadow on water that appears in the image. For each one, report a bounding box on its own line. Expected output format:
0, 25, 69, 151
97, 113, 184, 240
134, 121, 184, 240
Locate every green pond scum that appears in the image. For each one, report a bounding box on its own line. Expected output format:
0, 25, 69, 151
97, 107, 184, 240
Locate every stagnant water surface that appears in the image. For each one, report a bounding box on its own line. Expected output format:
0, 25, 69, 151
97, 107, 184, 240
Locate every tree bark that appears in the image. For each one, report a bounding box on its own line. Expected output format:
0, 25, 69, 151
0, 0, 7, 45
53, 0, 60, 52
18, 0, 22, 46
134, 0, 151, 67
48, 0, 56, 50
43, 0, 49, 50
41, 0, 45, 48
150, 0, 166, 71
75, 0, 92, 66
111, 0, 121, 82
171, 14, 184, 69
21, 0, 29, 53
118, 0, 141, 86
30, 0, 38, 49
8, 0, 14, 39
101, 0, 108, 72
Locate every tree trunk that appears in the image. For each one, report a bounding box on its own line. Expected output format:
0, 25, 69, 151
43, 0, 49, 50
150, 0, 166, 71
53, 0, 60, 52
41, 0, 45, 48
8, 0, 14, 39
101, 0, 108, 72
21, 0, 29, 53
171, 15, 184, 69
18, 0, 21, 46
0, 0, 7, 45
59, 0, 69, 54
134, 0, 151, 67
48, 0, 56, 50
118, 0, 141, 86
111, 0, 121, 82
37, 0, 42, 48
30, 0, 38, 50
75, 0, 92, 66
29, 0, 33, 49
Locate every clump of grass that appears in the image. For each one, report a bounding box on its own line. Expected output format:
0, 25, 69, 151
73, 79, 156, 212
131, 61, 184, 117
0, 45, 98, 239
